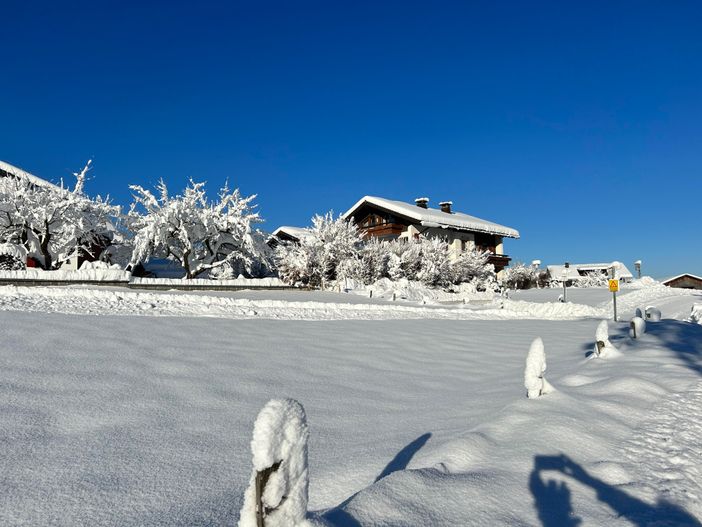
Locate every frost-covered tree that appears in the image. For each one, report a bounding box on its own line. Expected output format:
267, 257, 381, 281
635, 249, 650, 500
275, 212, 363, 288
574, 272, 608, 288
128, 179, 266, 279
239, 398, 310, 527
0, 161, 120, 269
524, 337, 553, 398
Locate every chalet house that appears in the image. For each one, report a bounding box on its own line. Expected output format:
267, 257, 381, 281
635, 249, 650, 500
663, 274, 702, 290
342, 196, 519, 273
546, 261, 634, 285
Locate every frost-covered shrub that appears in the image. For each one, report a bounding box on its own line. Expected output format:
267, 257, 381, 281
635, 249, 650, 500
452, 248, 496, 289
690, 304, 702, 325
0, 161, 120, 269
0, 243, 27, 270
274, 212, 363, 288
574, 272, 608, 288
357, 238, 390, 285
417, 238, 451, 288
524, 337, 553, 398
128, 179, 267, 279
239, 398, 310, 527
594, 320, 617, 357
629, 316, 646, 338
501, 262, 537, 290
387, 240, 422, 282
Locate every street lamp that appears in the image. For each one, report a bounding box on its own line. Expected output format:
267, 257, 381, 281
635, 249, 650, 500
562, 262, 570, 302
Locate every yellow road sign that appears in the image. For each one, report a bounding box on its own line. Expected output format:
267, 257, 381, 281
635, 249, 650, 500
609, 279, 619, 293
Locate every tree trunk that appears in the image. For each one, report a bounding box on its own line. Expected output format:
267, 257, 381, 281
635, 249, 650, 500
39, 222, 52, 270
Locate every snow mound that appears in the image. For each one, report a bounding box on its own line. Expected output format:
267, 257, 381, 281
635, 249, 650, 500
691, 304, 702, 325
524, 337, 554, 398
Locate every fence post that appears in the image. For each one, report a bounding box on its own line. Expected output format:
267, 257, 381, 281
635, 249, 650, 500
238, 399, 309, 527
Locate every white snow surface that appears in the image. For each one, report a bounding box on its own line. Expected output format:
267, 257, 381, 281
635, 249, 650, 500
0, 282, 701, 525
0, 268, 131, 281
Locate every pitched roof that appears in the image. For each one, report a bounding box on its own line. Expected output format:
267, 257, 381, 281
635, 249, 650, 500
0, 160, 61, 191
662, 273, 702, 284
547, 261, 634, 281
271, 226, 314, 241
342, 196, 520, 238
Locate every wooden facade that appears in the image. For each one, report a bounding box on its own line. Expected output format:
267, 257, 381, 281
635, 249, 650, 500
663, 274, 702, 290
351, 203, 512, 272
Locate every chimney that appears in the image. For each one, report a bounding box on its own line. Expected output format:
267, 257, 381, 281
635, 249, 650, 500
414, 197, 429, 209
439, 201, 452, 214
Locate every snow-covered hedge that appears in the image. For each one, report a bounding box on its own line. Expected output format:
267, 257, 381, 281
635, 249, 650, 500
129, 276, 286, 287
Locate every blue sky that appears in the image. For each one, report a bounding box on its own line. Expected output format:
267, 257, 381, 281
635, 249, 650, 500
1, 1, 700, 277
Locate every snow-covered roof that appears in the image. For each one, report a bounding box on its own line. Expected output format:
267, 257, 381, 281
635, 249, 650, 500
271, 226, 314, 241
0, 160, 61, 191
547, 261, 634, 281
662, 273, 702, 284
342, 196, 520, 238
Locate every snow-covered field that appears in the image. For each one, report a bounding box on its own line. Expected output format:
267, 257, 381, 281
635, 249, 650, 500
0, 283, 701, 525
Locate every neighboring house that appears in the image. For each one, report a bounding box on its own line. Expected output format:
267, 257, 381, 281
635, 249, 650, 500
547, 261, 634, 284
268, 226, 314, 247
663, 274, 702, 290
342, 196, 519, 273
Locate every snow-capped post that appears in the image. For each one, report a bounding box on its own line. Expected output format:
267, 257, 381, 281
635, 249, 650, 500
561, 262, 569, 302
238, 399, 310, 527
609, 266, 618, 321
594, 320, 617, 357
524, 338, 553, 398
645, 306, 661, 322
629, 317, 646, 339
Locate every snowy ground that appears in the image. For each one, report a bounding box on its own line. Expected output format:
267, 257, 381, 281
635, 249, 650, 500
0, 283, 701, 525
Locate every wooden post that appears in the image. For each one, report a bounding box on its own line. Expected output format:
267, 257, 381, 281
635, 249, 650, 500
255, 461, 282, 527
596, 340, 605, 356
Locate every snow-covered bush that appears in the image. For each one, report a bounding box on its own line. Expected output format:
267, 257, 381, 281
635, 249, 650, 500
239, 399, 310, 527
501, 262, 537, 290
356, 237, 390, 285
0, 161, 120, 269
452, 248, 496, 289
0, 243, 27, 270
275, 212, 363, 288
386, 240, 423, 282
416, 237, 451, 288
524, 337, 553, 398
629, 316, 646, 339
128, 179, 268, 279
594, 320, 618, 357
574, 272, 608, 288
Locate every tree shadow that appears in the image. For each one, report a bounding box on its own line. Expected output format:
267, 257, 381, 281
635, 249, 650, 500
323, 432, 432, 526
375, 432, 432, 482
645, 320, 702, 377
530, 454, 701, 527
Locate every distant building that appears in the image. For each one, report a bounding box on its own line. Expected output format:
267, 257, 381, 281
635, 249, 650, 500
547, 262, 634, 284
342, 196, 519, 273
267, 226, 314, 247
662, 274, 702, 290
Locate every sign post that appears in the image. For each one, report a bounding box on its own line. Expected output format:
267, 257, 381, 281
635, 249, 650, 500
608, 276, 619, 321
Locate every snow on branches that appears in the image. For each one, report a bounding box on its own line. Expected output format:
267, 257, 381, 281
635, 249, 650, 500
0, 161, 119, 269
128, 179, 268, 279
275, 212, 363, 288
